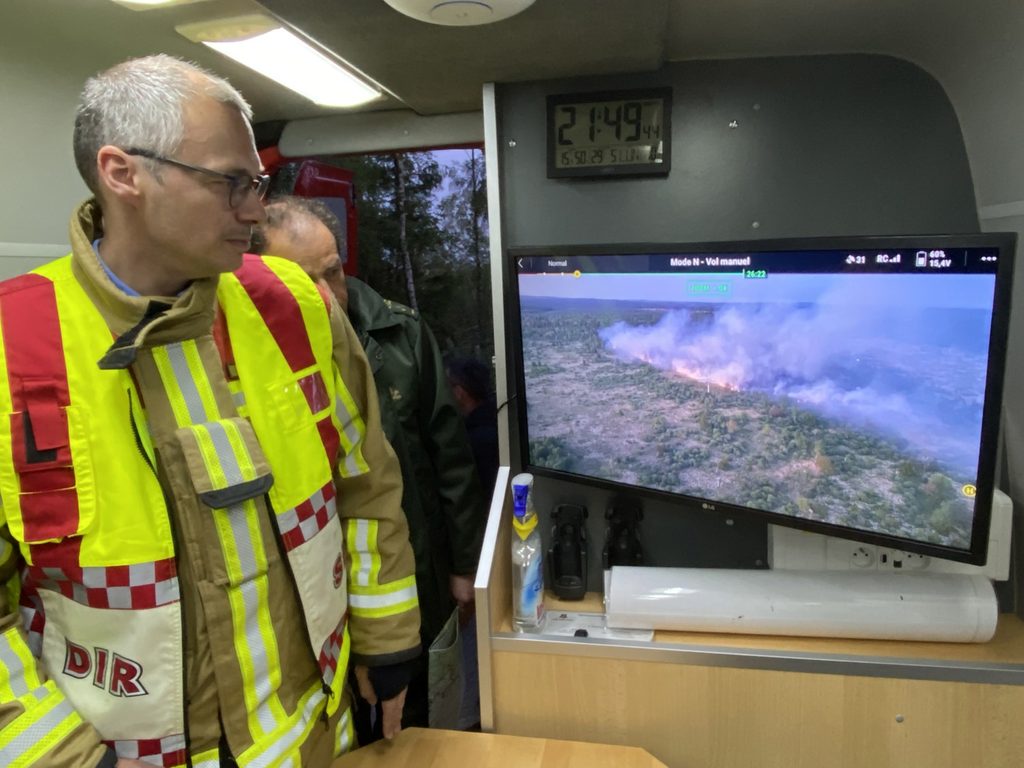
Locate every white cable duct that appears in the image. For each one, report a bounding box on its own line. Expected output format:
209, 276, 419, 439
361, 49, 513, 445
606, 566, 998, 643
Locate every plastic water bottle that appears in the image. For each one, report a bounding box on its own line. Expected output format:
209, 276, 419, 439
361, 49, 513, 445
511, 473, 545, 632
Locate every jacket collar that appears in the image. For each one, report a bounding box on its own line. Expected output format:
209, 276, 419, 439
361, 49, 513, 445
69, 199, 220, 367
345, 276, 405, 337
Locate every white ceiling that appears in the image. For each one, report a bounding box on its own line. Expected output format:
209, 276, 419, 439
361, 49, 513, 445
5, 0, 1010, 121
5, 0, 1024, 207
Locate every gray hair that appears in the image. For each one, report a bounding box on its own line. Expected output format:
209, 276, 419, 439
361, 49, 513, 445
254, 195, 348, 264
73, 54, 253, 195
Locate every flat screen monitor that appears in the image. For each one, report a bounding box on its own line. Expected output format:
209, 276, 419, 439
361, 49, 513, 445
507, 235, 1016, 565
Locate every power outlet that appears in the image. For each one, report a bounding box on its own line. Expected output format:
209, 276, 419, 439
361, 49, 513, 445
877, 548, 931, 571
771, 488, 1013, 580
850, 546, 876, 568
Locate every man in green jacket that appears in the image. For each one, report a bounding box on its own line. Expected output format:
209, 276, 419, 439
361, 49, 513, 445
254, 196, 486, 738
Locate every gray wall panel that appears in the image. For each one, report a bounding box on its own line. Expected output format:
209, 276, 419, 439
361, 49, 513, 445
501, 55, 977, 248
493, 54, 982, 593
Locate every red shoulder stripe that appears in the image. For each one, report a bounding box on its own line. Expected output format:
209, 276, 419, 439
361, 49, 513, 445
232, 255, 341, 466
233, 255, 317, 373
0, 274, 80, 542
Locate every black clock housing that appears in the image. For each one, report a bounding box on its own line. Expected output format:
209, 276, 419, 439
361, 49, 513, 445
546, 87, 672, 179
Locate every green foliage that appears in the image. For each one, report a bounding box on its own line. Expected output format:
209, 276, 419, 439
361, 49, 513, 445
929, 501, 957, 536
814, 453, 834, 475
529, 437, 575, 472
325, 150, 493, 362
520, 303, 975, 549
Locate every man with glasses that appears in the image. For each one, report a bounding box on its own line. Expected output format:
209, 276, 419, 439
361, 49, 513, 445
123, 148, 271, 208
0, 55, 420, 768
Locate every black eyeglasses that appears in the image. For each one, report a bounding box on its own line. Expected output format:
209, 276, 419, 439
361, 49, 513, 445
124, 148, 270, 209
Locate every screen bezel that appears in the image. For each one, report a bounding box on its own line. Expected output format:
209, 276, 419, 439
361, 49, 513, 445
505, 233, 1016, 565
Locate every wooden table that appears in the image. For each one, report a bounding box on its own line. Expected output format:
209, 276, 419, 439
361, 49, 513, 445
331, 727, 668, 767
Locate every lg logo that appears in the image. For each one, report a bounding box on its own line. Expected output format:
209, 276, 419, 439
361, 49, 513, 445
62, 639, 148, 697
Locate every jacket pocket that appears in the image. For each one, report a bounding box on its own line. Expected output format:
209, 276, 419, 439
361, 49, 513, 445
175, 418, 277, 588
175, 417, 274, 509
266, 369, 333, 433
3, 402, 96, 543
254, 371, 339, 514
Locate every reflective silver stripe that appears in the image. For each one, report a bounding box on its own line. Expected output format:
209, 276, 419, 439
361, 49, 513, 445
353, 520, 371, 587
165, 343, 207, 423
348, 582, 418, 610
205, 421, 245, 486
213, 463, 277, 736
163, 734, 187, 753
0, 630, 45, 708
159, 343, 281, 740
240, 579, 278, 735
224, 503, 260, 582
341, 451, 362, 478
204, 424, 258, 579
276, 507, 300, 533
0, 696, 76, 764
336, 706, 353, 756
213, 496, 279, 735
18, 605, 42, 658
334, 395, 367, 478
295, 517, 314, 543
232, 389, 247, 409
246, 688, 326, 768
128, 562, 155, 583
155, 577, 181, 606
308, 486, 324, 512
275, 486, 338, 549
333, 395, 362, 450
0, 632, 30, 698
319, 621, 343, 687
111, 734, 186, 760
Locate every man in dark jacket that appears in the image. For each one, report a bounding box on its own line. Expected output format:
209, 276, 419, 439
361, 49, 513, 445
445, 356, 500, 499
254, 196, 485, 739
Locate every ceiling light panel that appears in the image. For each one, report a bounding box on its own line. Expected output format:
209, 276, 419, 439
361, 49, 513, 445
176, 16, 382, 108
110, 0, 211, 10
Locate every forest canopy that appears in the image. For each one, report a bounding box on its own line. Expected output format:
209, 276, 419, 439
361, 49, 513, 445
328, 149, 492, 364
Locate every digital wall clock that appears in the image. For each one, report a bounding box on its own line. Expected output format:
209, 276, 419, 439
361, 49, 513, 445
546, 87, 672, 179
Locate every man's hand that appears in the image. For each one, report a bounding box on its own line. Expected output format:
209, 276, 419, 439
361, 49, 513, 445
354, 664, 408, 740
450, 573, 475, 624
116, 760, 152, 767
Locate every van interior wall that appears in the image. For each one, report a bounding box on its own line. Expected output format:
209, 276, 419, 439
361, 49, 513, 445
909, 8, 1024, 571
946, 3, 1024, 612
493, 54, 994, 590
0, 16, 96, 277
990, 211, 1024, 614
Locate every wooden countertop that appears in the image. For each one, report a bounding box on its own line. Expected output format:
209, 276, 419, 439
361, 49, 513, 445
331, 728, 668, 767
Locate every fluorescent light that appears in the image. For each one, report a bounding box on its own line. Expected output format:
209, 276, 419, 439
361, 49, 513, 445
176, 16, 381, 108
111, 0, 210, 10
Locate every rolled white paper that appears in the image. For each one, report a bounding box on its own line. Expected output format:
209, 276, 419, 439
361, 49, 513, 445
606, 566, 998, 642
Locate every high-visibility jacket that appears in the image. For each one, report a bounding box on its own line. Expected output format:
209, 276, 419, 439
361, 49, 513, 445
0, 200, 420, 767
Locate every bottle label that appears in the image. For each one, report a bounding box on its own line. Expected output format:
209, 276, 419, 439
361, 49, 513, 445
520, 552, 544, 623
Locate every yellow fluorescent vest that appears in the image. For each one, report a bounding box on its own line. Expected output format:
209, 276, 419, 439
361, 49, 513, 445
0, 254, 369, 766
